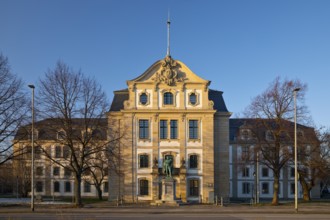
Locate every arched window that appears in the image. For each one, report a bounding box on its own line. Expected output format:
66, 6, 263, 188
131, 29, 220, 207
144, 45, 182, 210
163, 92, 173, 105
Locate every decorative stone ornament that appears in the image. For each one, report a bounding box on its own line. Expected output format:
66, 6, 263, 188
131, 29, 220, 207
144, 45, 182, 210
152, 56, 185, 86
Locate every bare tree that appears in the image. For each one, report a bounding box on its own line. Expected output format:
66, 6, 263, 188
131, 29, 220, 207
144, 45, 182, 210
36, 61, 113, 207
0, 54, 29, 165
244, 77, 309, 205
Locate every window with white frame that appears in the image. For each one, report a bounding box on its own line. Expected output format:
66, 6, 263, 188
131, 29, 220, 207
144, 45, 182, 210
242, 166, 250, 177
139, 179, 149, 196
189, 120, 199, 140
242, 182, 250, 194
84, 181, 91, 193
54, 181, 60, 193
139, 92, 148, 105
262, 182, 269, 194
65, 181, 71, 192
262, 167, 269, 177
139, 119, 149, 139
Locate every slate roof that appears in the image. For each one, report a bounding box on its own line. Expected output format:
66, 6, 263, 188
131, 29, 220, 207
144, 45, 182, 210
229, 118, 318, 143
109, 88, 229, 113
15, 118, 107, 141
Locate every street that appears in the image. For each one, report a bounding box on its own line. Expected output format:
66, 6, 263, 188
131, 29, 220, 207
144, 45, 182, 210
1, 212, 330, 220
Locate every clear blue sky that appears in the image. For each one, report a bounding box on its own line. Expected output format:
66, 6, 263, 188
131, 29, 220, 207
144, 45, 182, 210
1, 0, 329, 127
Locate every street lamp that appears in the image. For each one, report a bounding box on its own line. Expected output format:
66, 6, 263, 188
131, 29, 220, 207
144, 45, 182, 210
293, 87, 300, 212
28, 84, 35, 212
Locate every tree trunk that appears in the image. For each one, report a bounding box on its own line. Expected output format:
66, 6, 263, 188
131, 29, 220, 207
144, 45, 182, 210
74, 174, 82, 207
300, 177, 311, 201
272, 173, 280, 205
96, 185, 103, 200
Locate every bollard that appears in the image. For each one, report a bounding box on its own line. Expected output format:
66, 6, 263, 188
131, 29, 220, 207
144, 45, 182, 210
117, 195, 119, 207
220, 196, 223, 207
215, 195, 218, 206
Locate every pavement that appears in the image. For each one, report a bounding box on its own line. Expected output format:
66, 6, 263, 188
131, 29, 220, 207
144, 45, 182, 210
1, 198, 330, 214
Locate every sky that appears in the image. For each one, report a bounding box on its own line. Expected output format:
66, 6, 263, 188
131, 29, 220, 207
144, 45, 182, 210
1, 0, 329, 128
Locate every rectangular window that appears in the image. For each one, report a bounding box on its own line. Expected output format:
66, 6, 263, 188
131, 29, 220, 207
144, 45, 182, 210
189, 155, 198, 169
55, 146, 62, 158
54, 181, 60, 193
140, 179, 149, 196
63, 145, 70, 159
262, 167, 269, 177
34, 146, 42, 159
290, 167, 295, 178
160, 120, 167, 139
53, 167, 60, 176
139, 120, 149, 139
36, 181, 43, 192
170, 120, 178, 139
64, 167, 71, 176
65, 181, 71, 192
103, 182, 108, 193
139, 154, 149, 168
36, 166, 43, 176
84, 181, 91, 193
290, 182, 295, 195
189, 120, 198, 139
242, 182, 250, 194
262, 182, 269, 194
189, 179, 199, 196
242, 167, 249, 177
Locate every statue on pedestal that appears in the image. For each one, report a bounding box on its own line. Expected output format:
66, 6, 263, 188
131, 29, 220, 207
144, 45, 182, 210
163, 155, 173, 178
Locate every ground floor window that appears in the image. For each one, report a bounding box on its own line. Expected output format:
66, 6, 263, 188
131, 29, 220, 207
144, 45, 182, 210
65, 181, 71, 192
84, 181, 91, 193
290, 182, 295, 195
139, 179, 149, 196
36, 181, 43, 192
54, 181, 60, 193
262, 182, 269, 194
189, 179, 199, 197
242, 182, 250, 194
103, 181, 108, 193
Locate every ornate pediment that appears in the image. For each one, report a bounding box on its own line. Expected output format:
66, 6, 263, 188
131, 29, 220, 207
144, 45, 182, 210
152, 56, 186, 86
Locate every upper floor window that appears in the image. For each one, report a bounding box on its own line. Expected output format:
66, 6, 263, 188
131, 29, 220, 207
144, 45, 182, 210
139, 93, 148, 105
164, 92, 173, 105
242, 166, 250, 177
170, 120, 178, 139
160, 120, 168, 139
36, 166, 44, 176
189, 93, 197, 105
262, 167, 269, 177
139, 120, 149, 139
139, 154, 149, 168
55, 145, 62, 158
189, 120, 199, 140
266, 130, 275, 141
240, 129, 251, 140
63, 145, 70, 159
189, 154, 198, 169
53, 167, 60, 176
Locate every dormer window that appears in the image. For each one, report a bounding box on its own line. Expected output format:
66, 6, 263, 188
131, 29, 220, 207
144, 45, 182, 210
189, 93, 197, 105
139, 92, 148, 105
240, 129, 251, 140
266, 130, 275, 141
164, 92, 173, 105
57, 130, 66, 140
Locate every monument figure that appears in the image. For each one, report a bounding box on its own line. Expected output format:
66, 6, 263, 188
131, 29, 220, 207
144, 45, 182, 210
163, 155, 173, 177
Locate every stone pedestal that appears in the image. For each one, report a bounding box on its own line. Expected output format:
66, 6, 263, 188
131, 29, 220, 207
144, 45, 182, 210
161, 178, 176, 201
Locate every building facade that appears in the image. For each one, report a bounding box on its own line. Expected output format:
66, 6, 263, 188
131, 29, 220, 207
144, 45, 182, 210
108, 55, 231, 203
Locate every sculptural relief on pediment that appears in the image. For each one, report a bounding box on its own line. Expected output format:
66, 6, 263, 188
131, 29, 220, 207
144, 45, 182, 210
152, 56, 187, 86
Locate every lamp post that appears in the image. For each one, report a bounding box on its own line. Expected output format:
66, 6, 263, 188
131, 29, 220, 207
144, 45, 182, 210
28, 84, 35, 212
293, 87, 300, 213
